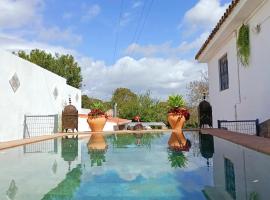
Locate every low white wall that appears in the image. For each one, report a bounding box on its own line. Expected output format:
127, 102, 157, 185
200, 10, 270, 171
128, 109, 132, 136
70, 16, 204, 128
0, 49, 81, 141
78, 117, 117, 132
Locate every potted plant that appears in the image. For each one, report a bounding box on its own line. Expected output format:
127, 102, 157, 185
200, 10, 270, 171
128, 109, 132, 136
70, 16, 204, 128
167, 95, 190, 150
87, 102, 108, 132
167, 95, 190, 130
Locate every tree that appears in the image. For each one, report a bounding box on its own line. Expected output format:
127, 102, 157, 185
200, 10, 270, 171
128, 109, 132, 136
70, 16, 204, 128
186, 71, 209, 127
82, 95, 111, 111
17, 49, 83, 88
111, 88, 168, 124
111, 88, 138, 119
186, 71, 209, 107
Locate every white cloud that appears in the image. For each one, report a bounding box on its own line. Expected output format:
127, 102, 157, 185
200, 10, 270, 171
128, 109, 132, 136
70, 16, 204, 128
181, 0, 229, 34
120, 12, 132, 27
37, 26, 82, 45
81, 4, 101, 22
0, 0, 43, 29
62, 12, 73, 20
0, 33, 77, 55
80, 56, 206, 100
124, 32, 209, 57
132, 1, 143, 8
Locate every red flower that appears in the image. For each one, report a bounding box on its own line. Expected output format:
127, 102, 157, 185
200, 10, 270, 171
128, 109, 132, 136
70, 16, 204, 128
133, 115, 141, 122
168, 108, 190, 121
88, 109, 108, 118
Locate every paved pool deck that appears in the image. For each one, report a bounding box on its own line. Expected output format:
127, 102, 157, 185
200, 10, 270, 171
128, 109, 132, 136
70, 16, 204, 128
201, 128, 270, 155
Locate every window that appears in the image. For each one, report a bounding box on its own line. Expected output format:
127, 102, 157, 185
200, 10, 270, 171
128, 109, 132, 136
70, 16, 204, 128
224, 158, 236, 200
219, 54, 229, 91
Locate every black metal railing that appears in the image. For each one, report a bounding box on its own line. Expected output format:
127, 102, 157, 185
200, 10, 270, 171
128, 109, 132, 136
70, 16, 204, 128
23, 114, 58, 138
217, 119, 259, 136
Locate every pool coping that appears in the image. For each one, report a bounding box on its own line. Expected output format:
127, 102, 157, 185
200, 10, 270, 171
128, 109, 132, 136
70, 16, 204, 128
3, 128, 267, 154
201, 128, 270, 155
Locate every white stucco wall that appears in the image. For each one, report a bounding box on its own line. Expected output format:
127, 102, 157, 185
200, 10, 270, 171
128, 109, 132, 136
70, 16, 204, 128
213, 137, 270, 200
0, 49, 81, 141
207, 1, 270, 127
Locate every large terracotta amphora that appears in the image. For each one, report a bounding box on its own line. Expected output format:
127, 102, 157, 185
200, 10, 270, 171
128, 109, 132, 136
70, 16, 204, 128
167, 113, 188, 150
87, 133, 107, 150
87, 115, 107, 132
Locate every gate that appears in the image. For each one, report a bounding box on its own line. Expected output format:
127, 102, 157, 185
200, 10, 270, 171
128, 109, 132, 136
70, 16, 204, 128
217, 119, 259, 136
23, 114, 58, 138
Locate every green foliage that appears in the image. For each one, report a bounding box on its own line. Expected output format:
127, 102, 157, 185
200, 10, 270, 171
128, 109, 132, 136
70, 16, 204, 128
89, 150, 106, 167
82, 95, 111, 111
42, 165, 82, 199
237, 24, 250, 67
168, 149, 188, 168
17, 49, 83, 88
249, 192, 259, 200
167, 94, 186, 109
186, 71, 209, 128
111, 88, 168, 124
91, 102, 104, 111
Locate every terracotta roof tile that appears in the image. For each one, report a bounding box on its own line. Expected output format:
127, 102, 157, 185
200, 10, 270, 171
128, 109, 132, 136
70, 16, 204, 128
195, 0, 240, 60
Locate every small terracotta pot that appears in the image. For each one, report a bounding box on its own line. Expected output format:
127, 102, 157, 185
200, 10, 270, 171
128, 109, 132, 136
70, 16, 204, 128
87, 133, 107, 150
87, 115, 107, 132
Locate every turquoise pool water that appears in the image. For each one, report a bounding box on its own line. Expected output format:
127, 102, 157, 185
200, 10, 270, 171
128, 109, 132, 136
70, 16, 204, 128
1, 132, 270, 199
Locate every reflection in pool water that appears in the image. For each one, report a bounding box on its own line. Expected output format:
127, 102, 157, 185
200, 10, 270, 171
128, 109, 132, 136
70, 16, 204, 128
0, 132, 270, 199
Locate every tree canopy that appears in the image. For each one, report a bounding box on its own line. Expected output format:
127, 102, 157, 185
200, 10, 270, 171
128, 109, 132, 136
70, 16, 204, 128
17, 49, 83, 89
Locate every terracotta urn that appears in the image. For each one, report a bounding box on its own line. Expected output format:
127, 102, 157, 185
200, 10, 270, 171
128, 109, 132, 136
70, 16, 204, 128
167, 109, 190, 150
87, 133, 108, 150
167, 113, 186, 131
168, 131, 188, 149
87, 115, 107, 132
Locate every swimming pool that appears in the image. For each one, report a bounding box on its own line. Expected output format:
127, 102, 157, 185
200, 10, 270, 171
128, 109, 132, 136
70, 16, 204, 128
0, 132, 269, 200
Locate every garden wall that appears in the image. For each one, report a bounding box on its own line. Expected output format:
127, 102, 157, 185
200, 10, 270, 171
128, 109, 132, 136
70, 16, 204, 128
0, 49, 81, 141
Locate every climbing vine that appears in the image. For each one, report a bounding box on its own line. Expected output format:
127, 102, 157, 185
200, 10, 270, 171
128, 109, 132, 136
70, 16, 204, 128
237, 24, 250, 67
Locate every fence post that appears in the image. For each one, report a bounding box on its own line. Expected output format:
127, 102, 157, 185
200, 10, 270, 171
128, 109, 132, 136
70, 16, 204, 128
217, 120, 221, 129
23, 115, 26, 138
255, 118, 260, 136
54, 114, 59, 134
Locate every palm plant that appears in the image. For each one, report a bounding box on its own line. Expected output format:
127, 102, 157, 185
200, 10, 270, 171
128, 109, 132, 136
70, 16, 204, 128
168, 149, 188, 168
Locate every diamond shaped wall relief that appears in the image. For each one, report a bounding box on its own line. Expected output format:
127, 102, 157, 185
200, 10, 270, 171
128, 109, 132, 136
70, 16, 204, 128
9, 73, 20, 93
53, 87, 58, 99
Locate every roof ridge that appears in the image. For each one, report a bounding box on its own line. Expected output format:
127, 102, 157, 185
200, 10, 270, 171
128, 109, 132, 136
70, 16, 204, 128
195, 0, 240, 60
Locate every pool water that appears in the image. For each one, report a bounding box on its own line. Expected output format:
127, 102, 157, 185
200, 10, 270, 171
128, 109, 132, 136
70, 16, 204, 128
1, 132, 270, 200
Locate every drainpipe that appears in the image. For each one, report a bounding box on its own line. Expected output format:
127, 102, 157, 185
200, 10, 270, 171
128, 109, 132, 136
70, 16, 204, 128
234, 29, 242, 122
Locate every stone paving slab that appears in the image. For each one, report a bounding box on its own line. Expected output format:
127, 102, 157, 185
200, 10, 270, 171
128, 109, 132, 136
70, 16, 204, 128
202, 128, 270, 155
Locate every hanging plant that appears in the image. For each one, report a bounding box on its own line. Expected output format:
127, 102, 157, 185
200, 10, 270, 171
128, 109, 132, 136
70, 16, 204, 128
237, 24, 250, 67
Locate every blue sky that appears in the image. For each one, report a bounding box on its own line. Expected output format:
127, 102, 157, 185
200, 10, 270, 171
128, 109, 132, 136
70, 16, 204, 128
0, 0, 231, 100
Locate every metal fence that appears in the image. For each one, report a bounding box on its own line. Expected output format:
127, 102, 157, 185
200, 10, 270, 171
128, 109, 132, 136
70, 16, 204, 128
23, 114, 58, 138
217, 119, 259, 135
24, 139, 58, 153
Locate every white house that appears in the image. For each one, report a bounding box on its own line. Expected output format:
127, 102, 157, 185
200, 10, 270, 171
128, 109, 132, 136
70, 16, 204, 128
196, 0, 270, 134
0, 49, 81, 141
